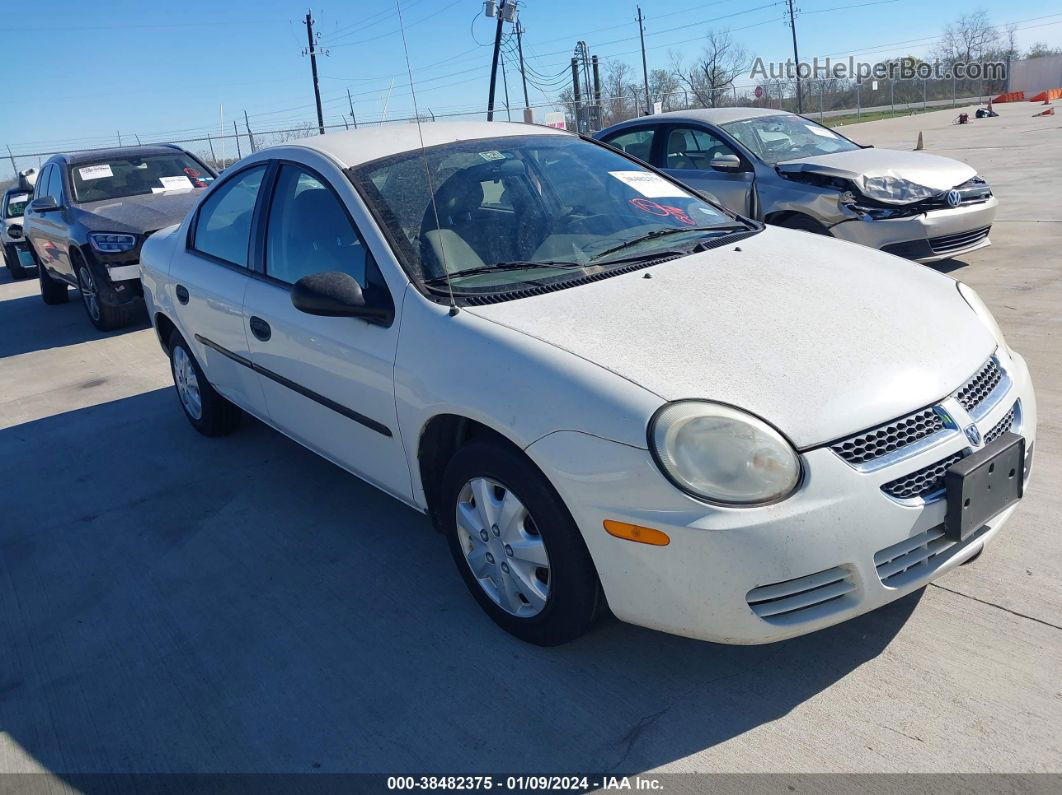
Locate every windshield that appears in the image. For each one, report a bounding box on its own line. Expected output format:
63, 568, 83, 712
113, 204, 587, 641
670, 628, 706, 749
70, 153, 214, 202
4, 192, 29, 218
348, 134, 745, 294
722, 114, 861, 165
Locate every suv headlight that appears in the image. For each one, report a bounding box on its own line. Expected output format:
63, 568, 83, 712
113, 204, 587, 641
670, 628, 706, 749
957, 281, 1008, 353
648, 401, 801, 505
89, 232, 137, 253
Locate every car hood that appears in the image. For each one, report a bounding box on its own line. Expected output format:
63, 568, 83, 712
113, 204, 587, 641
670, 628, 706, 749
73, 189, 205, 234
776, 148, 976, 204
466, 227, 996, 448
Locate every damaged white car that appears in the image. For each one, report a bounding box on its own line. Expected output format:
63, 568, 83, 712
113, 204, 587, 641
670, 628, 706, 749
598, 108, 997, 263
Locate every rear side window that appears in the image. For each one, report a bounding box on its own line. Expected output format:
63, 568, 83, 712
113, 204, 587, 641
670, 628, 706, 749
602, 128, 655, 162
192, 165, 267, 267
34, 166, 51, 199
264, 164, 368, 286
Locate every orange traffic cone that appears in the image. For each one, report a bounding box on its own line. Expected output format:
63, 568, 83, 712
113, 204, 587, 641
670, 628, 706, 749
1033, 107, 1055, 117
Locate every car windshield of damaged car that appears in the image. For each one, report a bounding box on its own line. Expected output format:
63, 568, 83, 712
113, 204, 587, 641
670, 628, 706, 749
722, 114, 862, 164
70, 154, 215, 203
349, 135, 748, 294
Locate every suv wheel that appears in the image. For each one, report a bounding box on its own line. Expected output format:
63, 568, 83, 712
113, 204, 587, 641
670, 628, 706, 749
74, 254, 136, 330
4, 243, 27, 279
441, 439, 601, 646
37, 252, 69, 305
168, 330, 241, 436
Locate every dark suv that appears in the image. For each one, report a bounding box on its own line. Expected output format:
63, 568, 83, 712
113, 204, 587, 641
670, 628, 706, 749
23, 144, 216, 329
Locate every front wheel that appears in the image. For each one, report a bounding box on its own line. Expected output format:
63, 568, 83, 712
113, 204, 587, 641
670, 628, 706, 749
168, 330, 241, 437
75, 257, 136, 330
442, 440, 601, 646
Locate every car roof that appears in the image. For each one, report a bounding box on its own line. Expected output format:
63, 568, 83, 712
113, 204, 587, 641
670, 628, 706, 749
607, 107, 791, 130
57, 144, 193, 166
274, 121, 571, 169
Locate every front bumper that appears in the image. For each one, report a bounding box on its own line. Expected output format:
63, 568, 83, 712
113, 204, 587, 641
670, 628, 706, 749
830, 197, 998, 263
526, 349, 1035, 644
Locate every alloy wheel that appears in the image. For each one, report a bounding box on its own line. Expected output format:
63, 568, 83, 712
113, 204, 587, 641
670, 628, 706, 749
456, 477, 551, 617
173, 346, 203, 420
78, 265, 100, 321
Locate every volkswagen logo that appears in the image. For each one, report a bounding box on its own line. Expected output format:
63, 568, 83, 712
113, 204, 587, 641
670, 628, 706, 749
945, 190, 962, 208
964, 424, 982, 446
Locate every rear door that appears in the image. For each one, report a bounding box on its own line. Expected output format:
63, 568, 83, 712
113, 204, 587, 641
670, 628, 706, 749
174, 163, 269, 417
27, 165, 71, 280
657, 124, 755, 215
242, 158, 410, 501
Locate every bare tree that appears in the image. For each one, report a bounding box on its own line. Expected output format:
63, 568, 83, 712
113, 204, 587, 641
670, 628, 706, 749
1026, 42, 1062, 58
936, 8, 1000, 64
648, 68, 681, 112
600, 59, 636, 125
672, 30, 748, 109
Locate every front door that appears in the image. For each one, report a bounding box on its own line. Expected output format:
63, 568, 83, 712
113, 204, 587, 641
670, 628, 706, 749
243, 161, 411, 501
658, 125, 755, 216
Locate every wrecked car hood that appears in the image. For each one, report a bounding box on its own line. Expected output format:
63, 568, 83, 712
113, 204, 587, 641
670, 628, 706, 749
72, 189, 206, 234
776, 148, 976, 204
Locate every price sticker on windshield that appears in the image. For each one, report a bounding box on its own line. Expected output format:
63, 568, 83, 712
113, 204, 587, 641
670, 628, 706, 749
609, 171, 690, 198
79, 164, 113, 180
156, 175, 194, 191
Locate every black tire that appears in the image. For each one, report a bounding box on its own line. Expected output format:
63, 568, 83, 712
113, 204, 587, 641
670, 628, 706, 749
441, 439, 602, 646
37, 252, 69, 304
774, 213, 831, 236
74, 252, 137, 331
4, 244, 26, 279
168, 330, 241, 437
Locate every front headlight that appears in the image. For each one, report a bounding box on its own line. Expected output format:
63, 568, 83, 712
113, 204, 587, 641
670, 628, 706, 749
861, 176, 937, 203
89, 232, 137, 253
957, 281, 1008, 352
648, 401, 801, 505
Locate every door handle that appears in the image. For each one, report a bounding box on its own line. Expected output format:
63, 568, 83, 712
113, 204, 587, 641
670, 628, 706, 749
249, 316, 271, 341
175, 284, 189, 304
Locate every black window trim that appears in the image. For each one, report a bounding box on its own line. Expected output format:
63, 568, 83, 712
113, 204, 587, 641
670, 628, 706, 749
186, 160, 273, 272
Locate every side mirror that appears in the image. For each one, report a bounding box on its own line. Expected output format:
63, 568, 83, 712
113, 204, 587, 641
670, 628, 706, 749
291, 271, 393, 325
29, 196, 59, 213
710, 154, 744, 173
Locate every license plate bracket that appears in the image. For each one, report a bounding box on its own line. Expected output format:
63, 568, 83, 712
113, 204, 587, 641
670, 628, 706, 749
945, 432, 1025, 541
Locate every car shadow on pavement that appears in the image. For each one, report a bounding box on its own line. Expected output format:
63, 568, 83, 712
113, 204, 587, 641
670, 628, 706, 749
927, 257, 970, 275
0, 290, 149, 359
0, 389, 921, 778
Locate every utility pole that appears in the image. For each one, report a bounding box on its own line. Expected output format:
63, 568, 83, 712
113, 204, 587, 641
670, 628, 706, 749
591, 54, 602, 131
244, 110, 257, 152
570, 57, 583, 133
347, 88, 358, 128
515, 20, 530, 112
233, 121, 242, 158
486, 0, 507, 121
500, 49, 512, 121
636, 6, 650, 114
6, 145, 17, 178
785, 0, 802, 114
304, 9, 325, 135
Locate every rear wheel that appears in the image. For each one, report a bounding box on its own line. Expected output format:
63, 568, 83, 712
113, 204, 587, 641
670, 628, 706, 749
74, 253, 136, 330
168, 330, 241, 437
37, 251, 69, 305
441, 439, 601, 646
4, 244, 27, 279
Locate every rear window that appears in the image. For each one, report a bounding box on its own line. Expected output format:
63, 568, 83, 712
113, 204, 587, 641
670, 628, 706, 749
71, 153, 215, 203
4, 193, 30, 218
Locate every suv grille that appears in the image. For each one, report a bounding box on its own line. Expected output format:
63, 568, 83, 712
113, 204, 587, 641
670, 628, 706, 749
954, 358, 1002, 413
881, 451, 965, 500
831, 407, 945, 465
984, 403, 1017, 445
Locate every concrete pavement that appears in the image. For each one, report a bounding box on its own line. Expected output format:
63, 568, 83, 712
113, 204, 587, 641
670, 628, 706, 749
0, 102, 1059, 779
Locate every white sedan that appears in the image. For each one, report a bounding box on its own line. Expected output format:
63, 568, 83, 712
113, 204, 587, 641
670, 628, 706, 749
140, 122, 1036, 646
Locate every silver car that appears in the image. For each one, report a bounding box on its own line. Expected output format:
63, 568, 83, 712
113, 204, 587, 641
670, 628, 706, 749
596, 108, 997, 263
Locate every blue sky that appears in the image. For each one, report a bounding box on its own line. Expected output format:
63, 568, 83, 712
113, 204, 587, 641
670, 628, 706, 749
3, 0, 1061, 179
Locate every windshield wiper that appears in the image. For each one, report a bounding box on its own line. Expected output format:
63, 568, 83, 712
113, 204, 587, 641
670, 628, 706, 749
423, 260, 584, 285
588, 225, 748, 263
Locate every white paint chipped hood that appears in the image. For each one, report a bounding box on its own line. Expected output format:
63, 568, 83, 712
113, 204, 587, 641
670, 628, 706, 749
467, 227, 997, 448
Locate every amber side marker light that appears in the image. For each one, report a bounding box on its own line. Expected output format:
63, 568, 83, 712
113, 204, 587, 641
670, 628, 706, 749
603, 520, 670, 546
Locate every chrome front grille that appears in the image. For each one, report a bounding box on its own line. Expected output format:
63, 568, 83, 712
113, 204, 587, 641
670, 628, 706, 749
881, 451, 965, 500
746, 566, 856, 624
984, 402, 1017, 445
831, 407, 946, 465
954, 357, 1003, 414
928, 226, 990, 255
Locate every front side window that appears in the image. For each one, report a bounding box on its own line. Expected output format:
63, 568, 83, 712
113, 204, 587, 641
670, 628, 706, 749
33, 166, 51, 199
665, 128, 738, 170
721, 114, 860, 164
192, 165, 266, 267
349, 135, 747, 297
5, 192, 30, 218
265, 165, 368, 286
602, 128, 655, 162
70, 152, 215, 203
49, 166, 65, 205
